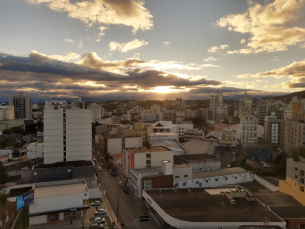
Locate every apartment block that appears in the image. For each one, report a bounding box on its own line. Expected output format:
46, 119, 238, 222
0, 104, 14, 120
257, 99, 267, 124
219, 128, 238, 147
123, 123, 153, 143
240, 115, 258, 146
9, 92, 32, 119
87, 103, 102, 123
284, 117, 305, 152
239, 92, 252, 118
210, 90, 223, 121
264, 115, 285, 147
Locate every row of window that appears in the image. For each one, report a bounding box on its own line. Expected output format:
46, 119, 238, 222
33, 169, 71, 176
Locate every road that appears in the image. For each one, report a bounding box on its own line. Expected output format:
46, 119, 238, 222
92, 142, 160, 229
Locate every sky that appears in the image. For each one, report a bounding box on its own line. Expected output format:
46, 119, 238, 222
1, 0, 305, 100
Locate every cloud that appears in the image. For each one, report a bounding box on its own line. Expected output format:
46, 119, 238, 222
216, 0, 305, 54
64, 38, 75, 43
133, 53, 140, 58
207, 45, 228, 53
163, 41, 170, 47
108, 39, 148, 53
27, 0, 153, 34
78, 40, 83, 49
204, 57, 217, 62
240, 39, 246, 44
98, 26, 108, 38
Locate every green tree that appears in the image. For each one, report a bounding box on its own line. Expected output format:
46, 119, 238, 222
290, 146, 305, 161
10, 126, 24, 135
2, 129, 13, 135
0, 137, 10, 149
0, 161, 8, 184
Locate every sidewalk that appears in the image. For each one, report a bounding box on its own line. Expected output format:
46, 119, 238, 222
102, 194, 121, 228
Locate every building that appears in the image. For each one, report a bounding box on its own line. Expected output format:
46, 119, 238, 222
27, 142, 44, 160
152, 121, 193, 138
184, 129, 204, 142
257, 99, 267, 124
284, 97, 305, 119
143, 113, 162, 122
184, 139, 218, 155
163, 98, 186, 109
210, 89, 223, 121
98, 134, 142, 156
0, 104, 14, 120
9, 92, 32, 119
269, 206, 305, 229
279, 158, 305, 206
148, 132, 179, 141
123, 123, 153, 143
264, 115, 285, 147
29, 179, 90, 225
198, 108, 209, 120
44, 100, 92, 164
87, 103, 102, 123
71, 97, 85, 109
123, 146, 173, 175
240, 115, 258, 146
174, 154, 221, 172
128, 160, 174, 198
284, 117, 305, 152
150, 105, 161, 113
239, 92, 252, 118
219, 128, 238, 147
142, 187, 285, 229
205, 130, 220, 140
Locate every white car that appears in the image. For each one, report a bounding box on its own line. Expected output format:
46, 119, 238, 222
260, 161, 265, 164
98, 166, 102, 171
13, 157, 19, 161
95, 209, 107, 215
21, 167, 29, 171
94, 217, 106, 224
90, 201, 101, 206
263, 164, 271, 168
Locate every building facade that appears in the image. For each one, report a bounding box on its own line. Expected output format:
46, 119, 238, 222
264, 115, 285, 147
219, 128, 238, 147
239, 92, 252, 118
0, 104, 14, 120
27, 142, 44, 160
257, 99, 267, 124
210, 90, 223, 121
44, 100, 92, 164
148, 133, 179, 141
123, 123, 153, 143
284, 117, 305, 152
240, 115, 258, 146
87, 103, 102, 123
9, 92, 32, 119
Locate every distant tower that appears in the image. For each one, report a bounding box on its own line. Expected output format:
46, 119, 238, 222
9, 92, 32, 119
210, 90, 223, 121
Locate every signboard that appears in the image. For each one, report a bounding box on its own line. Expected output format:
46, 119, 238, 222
48, 214, 59, 222
16, 189, 34, 210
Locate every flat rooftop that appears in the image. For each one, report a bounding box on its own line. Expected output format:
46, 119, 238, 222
184, 139, 214, 154
125, 146, 170, 154
192, 167, 247, 179
145, 188, 282, 223
174, 154, 219, 165
33, 160, 93, 169
270, 206, 305, 218
34, 183, 86, 198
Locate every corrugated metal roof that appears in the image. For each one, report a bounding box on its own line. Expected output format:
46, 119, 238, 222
34, 183, 87, 198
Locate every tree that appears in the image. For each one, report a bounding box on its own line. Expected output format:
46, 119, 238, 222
35, 121, 44, 132
2, 129, 12, 135
11, 126, 24, 135
0, 137, 10, 149
222, 118, 230, 124
0, 191, 10, 206
0, 161, 8, 184
290, 146, 305, 161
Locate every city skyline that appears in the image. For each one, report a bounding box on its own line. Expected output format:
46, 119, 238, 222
1, 0, 305, 100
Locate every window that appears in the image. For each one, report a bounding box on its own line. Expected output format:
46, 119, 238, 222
44, 171, 49, 174
295, 167, 298, 171
205, 180, 209, 183
300, 170, 304, 176
33, 172, 37, 175
175, 176, 179, 178
234, 177, 237, 179
184, 175, 188, 178
196, 181, 199, 184
225, 177, 228, 180
68, 169, 71, 172
295, 175, 298, 179
146, 154, 151, 158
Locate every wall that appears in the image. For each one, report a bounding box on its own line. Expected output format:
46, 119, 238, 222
32, 166, 73, 183
125, 137, 142, 148
279, 179, 305, 206
141, 175, 173, 197
107, 138, 122, 156
27, 143, 44, 160
173, 166, 192, 182
189, 159, 221, 172
151, 151, 174, 167
29, 215, 47, 225
72, 166, 95, 179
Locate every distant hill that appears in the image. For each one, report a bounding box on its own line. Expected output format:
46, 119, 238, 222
263, 90, 305, 102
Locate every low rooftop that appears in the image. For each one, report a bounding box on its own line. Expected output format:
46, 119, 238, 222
145, 188, 282, 223
33, 160, 93, 169
174, 154, 219, 165
270, 206, 305, 218
125, 146, 170, 154
149, 140, 184, 153
184, 139, 215, 154
192, 167, 247, 179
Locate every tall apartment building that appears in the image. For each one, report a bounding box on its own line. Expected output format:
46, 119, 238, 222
239, 92, 252, 118
87, 103, 102, 123
44, 100, 92, 164
9, 92, 32, 119
284, 117, 305, 152
0, 104, 14, 120
210, 89, 223, 121
71, 96, 85, 109
284, 97, 305, 119
163, 98, 186, 109
264, 115, 285, 147
279, 158, 305, 205
257, 99, 267, 124
240, 115, 258, 146
219, 128, 238, 147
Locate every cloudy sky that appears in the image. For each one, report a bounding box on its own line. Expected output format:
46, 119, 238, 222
1, 0, 305, 100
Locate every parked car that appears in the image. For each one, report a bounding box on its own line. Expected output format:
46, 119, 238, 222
263, 164, 271, 168
90, 223, 104, 229
90, 201, 101, 206
118, 181, 123, 187
105, 164, 110, 170
98, 166, 102, 171
95, 209, 107, 215
260, 161, 265, 164
21, 167, 29, 171
99, 157, 103, 160
13, 157, 19, 161
122, 186, 128, 194
94, 217, 106, 224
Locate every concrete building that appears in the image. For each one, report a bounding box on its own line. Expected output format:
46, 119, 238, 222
148, 132, 179, 141
87, 103, 102, 123
0, 104, 14, 120
142, 187, 285, 229
184, 139, 218, 155
174, 154, 221, 172
210, 89, 223, 121
71, 97, 85, 109
279, 158, 305, 206
44, 100, 92, 164
27, 142, 44, 160
123, 123, 153, 143
257, 99, 267, 124
97, 134, 142, 156
240, 115, 258, 146
219, 128, 238, 147
264, 115, 285, 147
152, 121, 193, 138
143, 113, 162, 122
163, 98, 186, 109
184, 129, 204, 142
150, 105, 161, 113
29, 179, 90, 225
149, 139, 185, 156
239, 92, 252, 118
123, 146, 173, 175
284, 117, 305, 152
9, 92, 32, 119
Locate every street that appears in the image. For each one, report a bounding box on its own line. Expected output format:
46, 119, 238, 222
92, 142, 160, 229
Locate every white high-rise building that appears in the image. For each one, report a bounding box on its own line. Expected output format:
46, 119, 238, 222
240, 115, 258, 146
9, 92, 32, 119
44, 100, 92, 164
0, 104, 14, 120
210, 89, 223, 121
88, 103, 102, 123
